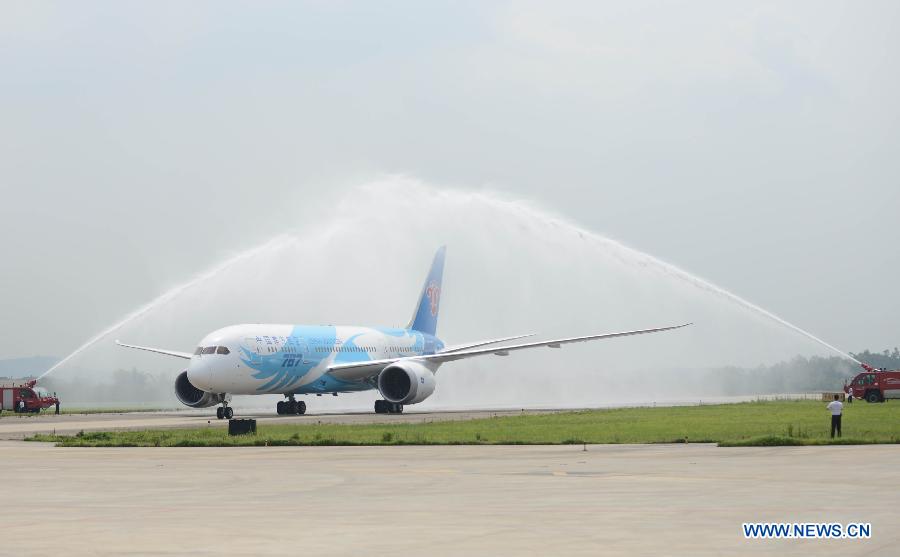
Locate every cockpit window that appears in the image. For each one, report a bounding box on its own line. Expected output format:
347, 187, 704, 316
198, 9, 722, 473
216, 346, 230, 355
194, 347, 203, 355
201, 346, 217, 354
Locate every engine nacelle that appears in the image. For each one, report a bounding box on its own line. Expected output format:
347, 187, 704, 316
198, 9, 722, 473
377, 361, 436, 405
174, 370, 230, 408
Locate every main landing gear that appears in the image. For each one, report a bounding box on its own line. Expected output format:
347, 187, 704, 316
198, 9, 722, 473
374, 400, 403, 414
277, 397, 306, 415
216, 404, 233, 420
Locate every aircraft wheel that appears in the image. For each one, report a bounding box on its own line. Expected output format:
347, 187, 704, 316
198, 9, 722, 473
224, 407, 234, 419
276, 401, 285, 415
216, 407, 225, 420
391, 403, 404, 414
374, 400, 386, 414
288, 400, 298, 414
297, 401, 306, 415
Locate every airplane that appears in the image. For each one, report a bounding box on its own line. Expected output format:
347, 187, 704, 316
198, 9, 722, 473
117, 246, 690, 419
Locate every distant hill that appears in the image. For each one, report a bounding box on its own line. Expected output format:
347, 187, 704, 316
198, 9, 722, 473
0, 356, 59, 378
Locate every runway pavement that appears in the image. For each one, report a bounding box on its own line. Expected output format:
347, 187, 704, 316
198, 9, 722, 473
5, 440, 898, 556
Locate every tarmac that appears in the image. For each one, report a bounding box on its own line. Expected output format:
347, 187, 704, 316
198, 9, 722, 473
5, 432, 900, 556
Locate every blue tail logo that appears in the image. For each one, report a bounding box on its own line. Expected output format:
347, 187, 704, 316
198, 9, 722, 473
408, 247, 446, 336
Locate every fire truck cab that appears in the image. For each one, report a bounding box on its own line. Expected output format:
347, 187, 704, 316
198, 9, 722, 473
845, 364, 900, 403
0, 380, 60, 413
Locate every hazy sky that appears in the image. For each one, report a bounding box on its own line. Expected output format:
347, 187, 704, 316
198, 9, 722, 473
2, 1, 898, 364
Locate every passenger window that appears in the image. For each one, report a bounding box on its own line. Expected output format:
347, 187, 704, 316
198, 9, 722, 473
216, 346, 230, 355
201, 346, 216, 354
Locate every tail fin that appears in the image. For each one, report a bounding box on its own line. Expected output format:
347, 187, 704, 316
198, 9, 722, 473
407, 246, 446, 336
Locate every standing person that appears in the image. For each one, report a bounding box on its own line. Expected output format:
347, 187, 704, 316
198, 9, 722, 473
827, 394, 843, 438
55, 399, 60, 415
846, 390, 852, 404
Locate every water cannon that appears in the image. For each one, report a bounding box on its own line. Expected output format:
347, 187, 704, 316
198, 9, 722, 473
24, 379, 37, 388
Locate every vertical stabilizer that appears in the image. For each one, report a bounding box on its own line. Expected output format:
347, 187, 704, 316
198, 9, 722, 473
407, 246, 446, 336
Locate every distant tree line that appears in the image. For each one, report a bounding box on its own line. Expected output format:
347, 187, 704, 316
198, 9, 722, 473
849, 348, 900, 370
21, 347, 900, 403
39, 368, 178, 405
704, 348, 899, 395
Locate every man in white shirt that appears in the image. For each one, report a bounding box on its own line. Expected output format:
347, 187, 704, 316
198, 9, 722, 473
827, 394, 843, 438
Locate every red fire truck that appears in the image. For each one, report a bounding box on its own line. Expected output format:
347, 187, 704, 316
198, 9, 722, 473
845, 364, 900, 403
0, 380, 60, 413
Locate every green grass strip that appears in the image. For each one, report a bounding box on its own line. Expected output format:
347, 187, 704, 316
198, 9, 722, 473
25, 400, 900, 447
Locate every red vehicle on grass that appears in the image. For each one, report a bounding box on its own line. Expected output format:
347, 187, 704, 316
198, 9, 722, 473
845, 364, 900, 403
0, 380, 60, 413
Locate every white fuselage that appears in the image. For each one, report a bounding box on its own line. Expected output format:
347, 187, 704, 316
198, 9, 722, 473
187, 324, 445, 395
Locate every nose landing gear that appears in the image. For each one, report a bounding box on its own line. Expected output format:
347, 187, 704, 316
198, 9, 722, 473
276, 396, 306, 415
374, 400, 403, 414
216, 404, 233, 420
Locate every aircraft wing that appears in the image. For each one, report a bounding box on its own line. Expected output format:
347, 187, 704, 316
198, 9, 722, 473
419, 323, 691, 363
438, 333, 536, 354
327, 323, 690, 381
115, 340, 193, 360
327, 358, 400, 381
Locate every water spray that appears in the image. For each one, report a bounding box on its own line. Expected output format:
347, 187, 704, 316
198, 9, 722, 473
40, 179, 863, 385
37, 235, 294, 380
577, 235, 862, 365
454, 188, 864, 366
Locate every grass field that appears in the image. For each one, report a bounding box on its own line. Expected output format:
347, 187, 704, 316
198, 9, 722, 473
27, 400, 900, 447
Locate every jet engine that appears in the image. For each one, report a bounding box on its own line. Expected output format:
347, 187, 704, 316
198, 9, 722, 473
377, 361, 436, 405
174, 370, 230, 408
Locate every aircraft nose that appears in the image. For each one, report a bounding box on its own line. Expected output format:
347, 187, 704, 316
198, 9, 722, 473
187, 359, 214, 391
